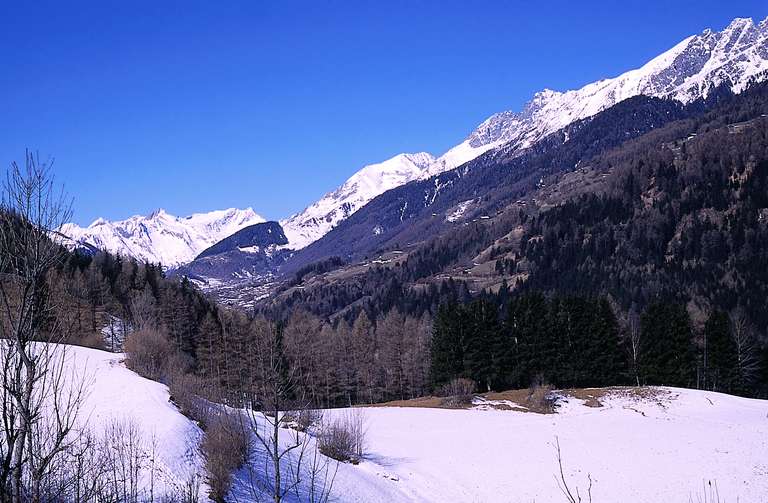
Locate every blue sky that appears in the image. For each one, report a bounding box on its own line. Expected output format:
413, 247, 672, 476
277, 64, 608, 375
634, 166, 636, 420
1, 1, 765, 225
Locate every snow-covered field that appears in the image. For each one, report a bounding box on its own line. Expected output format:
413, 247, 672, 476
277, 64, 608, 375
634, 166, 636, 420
50, 345, 768, 502
318, 390, 768, 503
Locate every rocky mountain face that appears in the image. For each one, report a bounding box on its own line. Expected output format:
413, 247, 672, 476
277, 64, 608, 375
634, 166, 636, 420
60, 207, 265, 268
280, 152, 436, 249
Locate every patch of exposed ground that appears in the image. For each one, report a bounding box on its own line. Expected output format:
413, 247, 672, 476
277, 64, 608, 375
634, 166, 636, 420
560, 386, 674, 410
371, 386, 675, 414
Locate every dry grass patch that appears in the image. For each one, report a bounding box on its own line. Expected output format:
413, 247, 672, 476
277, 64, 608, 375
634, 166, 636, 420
374, 386, 676, 414
561, 386, 673, 409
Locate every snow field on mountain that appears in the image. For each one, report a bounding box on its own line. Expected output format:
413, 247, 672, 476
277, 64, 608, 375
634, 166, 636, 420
66, 18, 768, 260
61, 207, 265, 267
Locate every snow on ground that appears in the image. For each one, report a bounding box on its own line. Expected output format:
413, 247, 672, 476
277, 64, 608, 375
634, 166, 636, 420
233, 388, 768, 503
30, 345, 768, 502
34, 344, 208, 499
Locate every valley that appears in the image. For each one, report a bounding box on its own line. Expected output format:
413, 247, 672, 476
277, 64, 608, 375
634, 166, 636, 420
3, 10, 768, 503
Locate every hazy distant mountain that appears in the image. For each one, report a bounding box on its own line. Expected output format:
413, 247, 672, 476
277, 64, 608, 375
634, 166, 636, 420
60, 207, 265, 268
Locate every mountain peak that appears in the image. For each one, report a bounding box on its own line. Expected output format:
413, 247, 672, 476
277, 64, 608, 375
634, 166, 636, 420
725, 17, 754, 31
60, 207, 265, 268
148, 208, 168, 219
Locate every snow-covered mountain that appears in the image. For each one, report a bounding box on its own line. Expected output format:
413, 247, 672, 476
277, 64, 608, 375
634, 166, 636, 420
280, 152, 435, 249
60, 207, 265, 268
282, 16, 768, 249
65, 17, 768, 262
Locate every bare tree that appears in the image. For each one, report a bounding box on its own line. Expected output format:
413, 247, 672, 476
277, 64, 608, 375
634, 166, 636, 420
0, 151, 91, 502
553, 437, 592, 503
627, 306, 642, 387
244, 321, 337, 503
729, 308, 760, 391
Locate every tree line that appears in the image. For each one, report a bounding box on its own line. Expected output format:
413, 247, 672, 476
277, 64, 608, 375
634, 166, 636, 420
430, 292, 766, 396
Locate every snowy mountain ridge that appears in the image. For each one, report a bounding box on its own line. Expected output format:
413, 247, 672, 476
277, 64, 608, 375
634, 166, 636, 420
281, 16, 768, 248
280, 152, 435, 249
61, 207, 265, 268
63, 17, 768, 262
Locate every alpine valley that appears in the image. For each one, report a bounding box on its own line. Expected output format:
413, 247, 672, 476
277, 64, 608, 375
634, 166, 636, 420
8, 10, 768, 503
61, 17, 768, 305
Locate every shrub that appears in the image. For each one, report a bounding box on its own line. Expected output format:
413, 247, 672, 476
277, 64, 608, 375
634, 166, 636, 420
168, 371, 214, 427
282, 408, 323, 432
437, 377, 476, 407
201, 411, 250, 503
318, 409, 366, 464
527, 381, 558, 414
124, 327, 172, 380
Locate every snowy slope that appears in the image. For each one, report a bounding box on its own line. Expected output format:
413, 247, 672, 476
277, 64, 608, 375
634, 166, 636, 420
280, 152, 435, 249
282, 17, 768, 249
60, 207, 265, 268
20, 344, 208, 500
232, 388, 767, 503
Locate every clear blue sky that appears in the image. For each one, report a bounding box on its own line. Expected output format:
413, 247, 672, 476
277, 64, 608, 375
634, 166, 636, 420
1, 1, 765, 225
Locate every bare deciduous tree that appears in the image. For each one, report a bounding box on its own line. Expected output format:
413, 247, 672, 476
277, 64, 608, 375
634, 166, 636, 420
244, 322, 337, 503
0, 151, 91, 502
729, 308, 760, 391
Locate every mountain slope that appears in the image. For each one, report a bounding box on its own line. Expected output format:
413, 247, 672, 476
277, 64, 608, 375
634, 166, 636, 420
60, 207, 265, 268
259, 80, 768, 334
62, 17, 768, 266
280, 17, 768, 250
173, 221, 291, 289
196, 221, 287, 260
280, 152, 435, 249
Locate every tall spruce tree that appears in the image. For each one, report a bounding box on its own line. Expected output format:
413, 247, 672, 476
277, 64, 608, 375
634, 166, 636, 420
429, 303, 465, 389
704, 310, 738, 392
639, 302, 696, 387
507, 293, 552, 387
462, 299, 502, 391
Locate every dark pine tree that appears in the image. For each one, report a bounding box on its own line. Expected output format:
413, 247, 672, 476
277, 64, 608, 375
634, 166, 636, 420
704, 310, 738, 393
429, 303, 465, 389
639, 302, 696, 387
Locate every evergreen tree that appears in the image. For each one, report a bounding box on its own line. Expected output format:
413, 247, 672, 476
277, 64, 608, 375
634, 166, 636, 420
704, 310, 737, 392
462, 299, 502, 391
429, 303, 464, 389
507, 293, 551, 387
639, 302, 696, 387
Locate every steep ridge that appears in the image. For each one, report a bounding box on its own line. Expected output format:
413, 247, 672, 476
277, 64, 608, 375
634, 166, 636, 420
63, 17, 768, 267
173, 221, 291, 287
281, 17, 768, 249
280, 152, 435, 249
196, 221, 287, 260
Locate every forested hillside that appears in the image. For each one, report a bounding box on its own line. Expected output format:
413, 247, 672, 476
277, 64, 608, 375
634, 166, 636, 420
247, 82, 768, 399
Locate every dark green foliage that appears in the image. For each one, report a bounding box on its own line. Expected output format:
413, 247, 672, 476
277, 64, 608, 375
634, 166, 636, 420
639, 302, 696, 387
432, 293, 628, 392
703, 310, 738, 392
430, 304, 465, 388
462, 299, 502, 392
